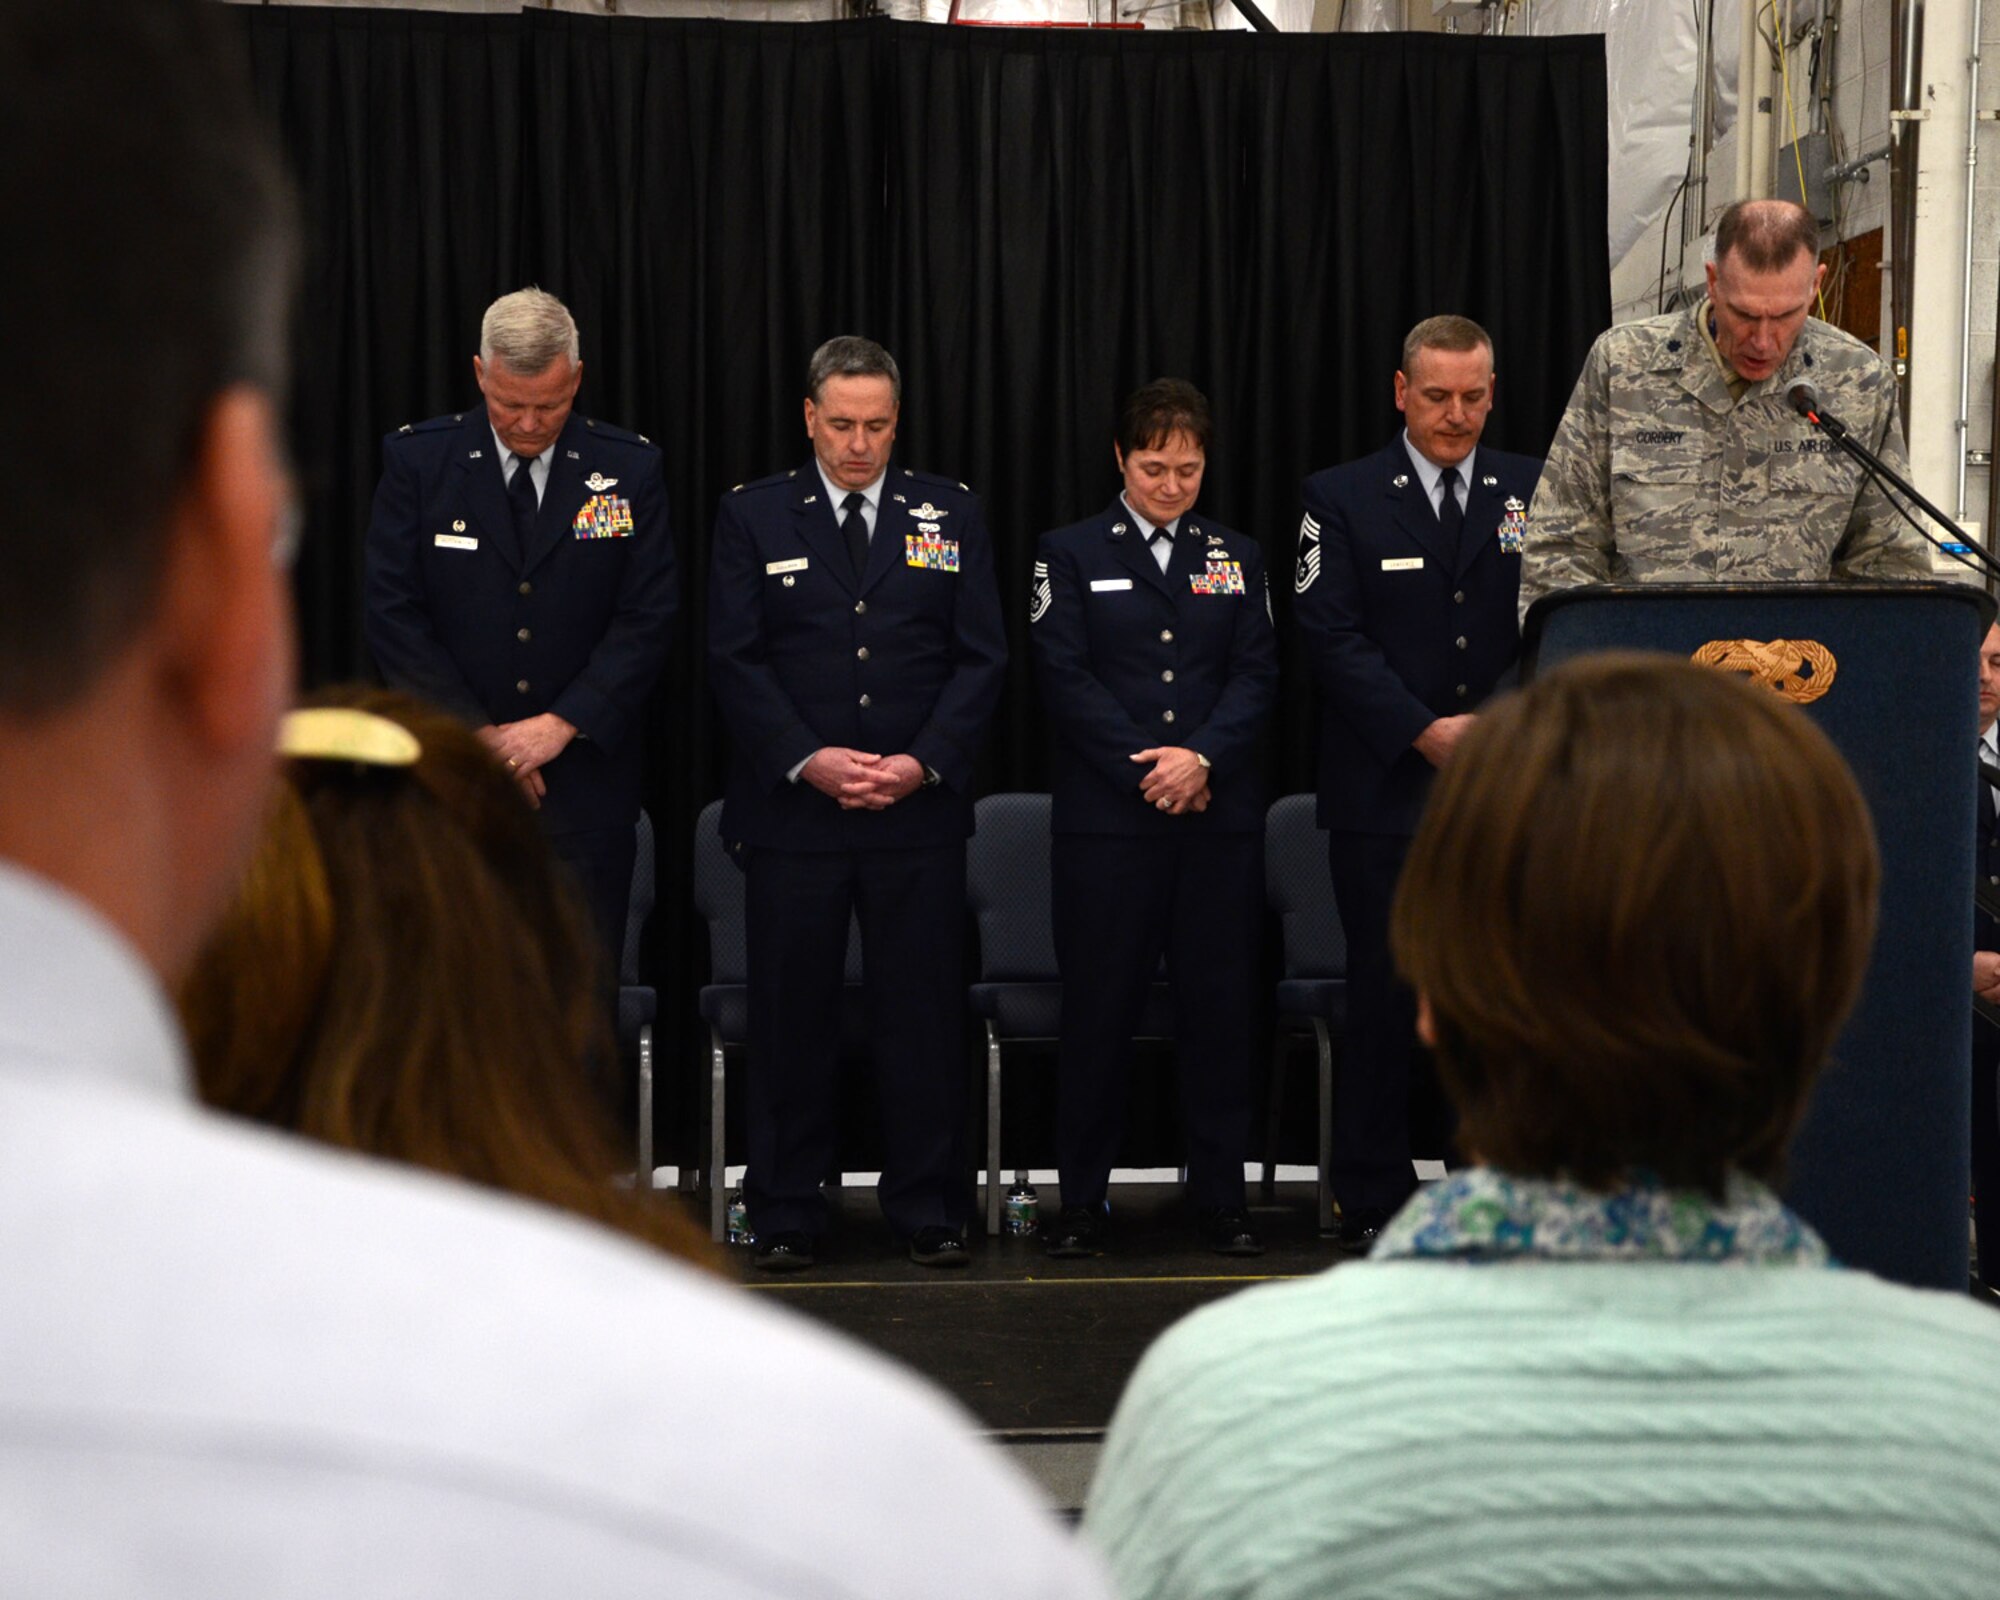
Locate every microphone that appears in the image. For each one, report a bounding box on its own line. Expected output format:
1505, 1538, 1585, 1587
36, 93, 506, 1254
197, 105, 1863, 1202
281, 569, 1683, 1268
1788, 382, 1822, 420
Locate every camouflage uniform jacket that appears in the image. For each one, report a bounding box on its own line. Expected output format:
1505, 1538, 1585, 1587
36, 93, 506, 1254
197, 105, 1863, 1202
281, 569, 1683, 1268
1518, 305, 1932, 622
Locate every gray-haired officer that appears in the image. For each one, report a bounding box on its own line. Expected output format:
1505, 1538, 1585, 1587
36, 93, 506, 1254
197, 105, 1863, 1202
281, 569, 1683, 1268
1520, 198, 1931, 621
1030, 379, 1279, 1259
364, 288, 677, 972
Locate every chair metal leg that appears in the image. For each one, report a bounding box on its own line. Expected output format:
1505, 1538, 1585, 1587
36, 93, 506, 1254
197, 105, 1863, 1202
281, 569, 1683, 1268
709, 1026, 728, 1243
986, 1022, 1004, 1236
637, 1023, 654, 1191
1314, 1017, 1336, 1234
1260, 1032, 1287, 1204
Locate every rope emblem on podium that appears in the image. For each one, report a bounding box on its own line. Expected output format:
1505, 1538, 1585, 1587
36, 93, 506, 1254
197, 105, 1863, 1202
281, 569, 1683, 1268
1690, 638, 1838, 704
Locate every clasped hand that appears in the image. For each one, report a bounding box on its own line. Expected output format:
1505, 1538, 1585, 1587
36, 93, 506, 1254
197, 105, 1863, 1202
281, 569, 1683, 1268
803, 748, 925, 810
1132, 746, 1210, 816
478, 713, 577, 809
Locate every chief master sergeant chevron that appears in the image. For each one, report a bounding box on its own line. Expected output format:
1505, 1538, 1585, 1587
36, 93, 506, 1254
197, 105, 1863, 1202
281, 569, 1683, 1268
708, 335, 1007, 1274
1518, 197, 1931, 623
364, 288, 676, 973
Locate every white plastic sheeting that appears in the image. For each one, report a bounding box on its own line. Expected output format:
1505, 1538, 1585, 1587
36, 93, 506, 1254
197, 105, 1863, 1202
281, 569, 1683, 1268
1339, 0, 1736, 264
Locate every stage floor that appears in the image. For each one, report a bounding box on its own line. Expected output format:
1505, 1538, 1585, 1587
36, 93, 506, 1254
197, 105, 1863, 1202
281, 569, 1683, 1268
656, 1178, 1366, 1513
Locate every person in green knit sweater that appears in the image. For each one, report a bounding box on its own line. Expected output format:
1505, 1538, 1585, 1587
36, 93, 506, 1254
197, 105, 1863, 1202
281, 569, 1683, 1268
1086, 652, 2000, 1600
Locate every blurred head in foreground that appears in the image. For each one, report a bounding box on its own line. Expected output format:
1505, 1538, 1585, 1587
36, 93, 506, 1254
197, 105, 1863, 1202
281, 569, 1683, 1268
181, 686, 709, 1265
1391, 652, 1879, 1195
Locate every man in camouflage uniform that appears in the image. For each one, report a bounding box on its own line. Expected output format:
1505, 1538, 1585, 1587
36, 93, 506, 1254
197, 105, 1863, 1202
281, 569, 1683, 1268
1519, 198, 1932, 623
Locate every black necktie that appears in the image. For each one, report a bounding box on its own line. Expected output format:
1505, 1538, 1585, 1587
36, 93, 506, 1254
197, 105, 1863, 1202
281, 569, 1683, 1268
508, 453, 539, 545
1982, 736, 1997, 836
841, 492, 868, 578
1150, 523, 1173, 569
1437, 466, 1464, 557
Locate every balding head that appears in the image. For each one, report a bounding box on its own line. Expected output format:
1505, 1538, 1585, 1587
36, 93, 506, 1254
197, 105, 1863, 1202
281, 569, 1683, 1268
1715, 200, 1821, 276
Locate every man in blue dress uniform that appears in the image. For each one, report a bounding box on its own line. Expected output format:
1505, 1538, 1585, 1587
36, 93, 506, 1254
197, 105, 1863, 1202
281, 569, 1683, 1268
1294, 316, 1542, 1246
708, 336, 1007, 1271
364, 289, 677, 976
1030, 380, 1279, 1258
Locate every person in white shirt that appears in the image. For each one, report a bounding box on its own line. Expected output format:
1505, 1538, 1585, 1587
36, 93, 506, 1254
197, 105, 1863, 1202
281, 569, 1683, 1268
0, 6, 1107, 1595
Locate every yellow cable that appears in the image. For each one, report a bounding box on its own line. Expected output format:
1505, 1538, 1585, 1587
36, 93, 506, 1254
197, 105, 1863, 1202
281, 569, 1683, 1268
1764, 0, 1832, 321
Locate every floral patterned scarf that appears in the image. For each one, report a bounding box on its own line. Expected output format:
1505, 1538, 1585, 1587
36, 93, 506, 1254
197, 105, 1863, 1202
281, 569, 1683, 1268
1371, 1166, 1831, 1267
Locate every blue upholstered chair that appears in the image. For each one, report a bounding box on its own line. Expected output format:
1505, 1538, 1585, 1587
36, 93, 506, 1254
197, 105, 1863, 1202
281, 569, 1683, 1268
1263, 793, 1348, 1232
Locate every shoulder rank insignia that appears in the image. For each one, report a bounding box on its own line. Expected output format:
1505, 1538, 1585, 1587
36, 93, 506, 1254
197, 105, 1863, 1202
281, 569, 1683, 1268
584, 472, 619, 492
397, 423, 413, 434
1296, 513, 1322, 593
1030, 559, 1052, 624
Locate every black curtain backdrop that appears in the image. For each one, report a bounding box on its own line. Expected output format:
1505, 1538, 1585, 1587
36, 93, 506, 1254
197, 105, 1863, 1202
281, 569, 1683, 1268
239, 7, 1609, 1164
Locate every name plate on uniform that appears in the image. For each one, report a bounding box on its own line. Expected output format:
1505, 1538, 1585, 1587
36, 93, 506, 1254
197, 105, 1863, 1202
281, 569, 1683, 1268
1089, 578, 1133, 592
1190, 561, 1245, 596
766, 558, 809, 575
434, 533, 478, 551
1382, 557, 1424, 572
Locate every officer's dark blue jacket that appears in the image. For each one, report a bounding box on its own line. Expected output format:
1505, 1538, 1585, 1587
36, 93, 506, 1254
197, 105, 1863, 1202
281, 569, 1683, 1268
707, 461, 1007, 852
363, 405, 677, 837
1296, 438, 1541, 835
1030, 499, 1278, 835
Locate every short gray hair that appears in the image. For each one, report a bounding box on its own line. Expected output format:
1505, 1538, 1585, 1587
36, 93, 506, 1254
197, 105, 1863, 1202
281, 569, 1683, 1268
806, 335, 900, 404
479, 287, 579, 375
1401, 314, 1493, 378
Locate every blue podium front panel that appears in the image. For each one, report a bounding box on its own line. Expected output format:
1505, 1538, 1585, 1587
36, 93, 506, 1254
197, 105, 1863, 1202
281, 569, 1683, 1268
1526, 582, 1992, 1290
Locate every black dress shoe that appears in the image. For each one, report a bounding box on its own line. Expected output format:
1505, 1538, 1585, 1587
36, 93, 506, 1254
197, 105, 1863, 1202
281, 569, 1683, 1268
1337, 1207, 1391, 1251
1043, 1204, 1106, 1259
752, 1230, 816, 1273
908, 1226, 971, 1268
1204, 1206, 1265, 1258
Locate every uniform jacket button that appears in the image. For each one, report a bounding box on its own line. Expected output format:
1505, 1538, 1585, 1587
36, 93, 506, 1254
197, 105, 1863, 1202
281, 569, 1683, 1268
1453, 591, 1465, 603
854, 600, 867, 615
1160, 629, 1173, 643
518, 581, 532, 596
857, 647, 870, 661
1455, 636, 1468, 650
1455, 684, 1469, 698
1161, 670, 1174, 683
516, 679, 530, 694
1162, 709, 1176, 724
517, 627, 531, 642
859, 694, 872, 707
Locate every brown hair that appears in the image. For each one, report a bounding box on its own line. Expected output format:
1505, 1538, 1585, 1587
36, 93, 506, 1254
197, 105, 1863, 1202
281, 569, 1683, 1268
1401, 315, 1492, 378
1715, 199, 1821, 274
1116, 378, 1213, 456
180, 686, 712, 1266
1389, 654, 1879, 1195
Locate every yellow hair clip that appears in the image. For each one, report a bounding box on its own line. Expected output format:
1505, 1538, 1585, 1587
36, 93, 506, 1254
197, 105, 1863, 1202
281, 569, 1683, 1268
277, 708, 422, 768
